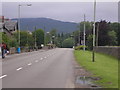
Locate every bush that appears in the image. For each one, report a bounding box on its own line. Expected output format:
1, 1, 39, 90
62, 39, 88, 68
75, 45, 87, 50
62, 38, 74, 48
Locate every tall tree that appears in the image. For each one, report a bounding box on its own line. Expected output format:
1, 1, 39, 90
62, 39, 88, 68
33, 29, 44, 47
98, 20, 110, 46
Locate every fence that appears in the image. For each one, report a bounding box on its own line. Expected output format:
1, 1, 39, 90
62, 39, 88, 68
94, 46, 120, 59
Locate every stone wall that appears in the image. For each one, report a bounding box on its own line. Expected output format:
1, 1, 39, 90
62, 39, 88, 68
94, 46, 120, 59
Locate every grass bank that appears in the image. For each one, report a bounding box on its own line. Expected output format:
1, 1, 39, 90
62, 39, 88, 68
74, 50, 118, 88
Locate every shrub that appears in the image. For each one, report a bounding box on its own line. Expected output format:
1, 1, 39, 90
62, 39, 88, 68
62, 38, 74, 48
75, 45, 87, 50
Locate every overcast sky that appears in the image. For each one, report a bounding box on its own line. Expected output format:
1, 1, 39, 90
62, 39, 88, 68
1, 2, 118, 23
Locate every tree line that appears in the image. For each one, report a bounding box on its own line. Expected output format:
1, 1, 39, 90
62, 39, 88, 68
1, 20, 120, 50
73, 20, 120, 50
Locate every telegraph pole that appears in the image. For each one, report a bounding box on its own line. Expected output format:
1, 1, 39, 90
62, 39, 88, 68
83, 14, 86, 51
92, 0, 96, 62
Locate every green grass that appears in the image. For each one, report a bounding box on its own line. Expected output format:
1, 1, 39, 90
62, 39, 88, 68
74, 50, 118, 88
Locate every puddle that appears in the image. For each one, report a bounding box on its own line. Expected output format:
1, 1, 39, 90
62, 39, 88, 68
76, 76, 101, 88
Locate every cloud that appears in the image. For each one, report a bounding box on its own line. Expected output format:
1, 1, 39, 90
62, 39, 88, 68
2, 2, 118, 22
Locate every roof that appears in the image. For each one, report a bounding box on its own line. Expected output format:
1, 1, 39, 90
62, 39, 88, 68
4, 20, 18, 31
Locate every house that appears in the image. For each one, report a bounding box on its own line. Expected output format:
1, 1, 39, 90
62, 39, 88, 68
0, 16, 18, 36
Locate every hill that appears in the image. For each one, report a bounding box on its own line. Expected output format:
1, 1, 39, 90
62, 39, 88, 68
12, 18, 78, 33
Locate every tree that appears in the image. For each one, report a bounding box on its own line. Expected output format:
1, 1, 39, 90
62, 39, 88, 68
33, 29, 44, 47
87, 34, 93, 50
109, 22, 120, 46
2, 33, 18, 48
73, 30, 79, 46
98, 20, 110, 46
50, 29, 57, 37
20, 31, 28, 47
2, 33, 10, 46
27, 33, 34, 47
62, 38, 74, 48
108, 30, 117, 45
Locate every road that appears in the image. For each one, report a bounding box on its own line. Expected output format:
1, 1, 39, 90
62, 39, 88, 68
1, 48, 75, 88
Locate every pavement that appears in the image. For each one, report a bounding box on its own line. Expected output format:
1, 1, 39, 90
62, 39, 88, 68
0, 48, 75, 88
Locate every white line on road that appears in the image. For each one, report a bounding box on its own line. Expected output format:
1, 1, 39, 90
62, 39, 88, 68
35, 60, 38, 62
28, 63, 32, 66
0, 75, 7, 79
16, 67, 23, 71
40, 58, 43, 60
44, 57, 47, 58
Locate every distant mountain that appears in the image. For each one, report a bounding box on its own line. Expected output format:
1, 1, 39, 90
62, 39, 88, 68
12, 18, 78, 33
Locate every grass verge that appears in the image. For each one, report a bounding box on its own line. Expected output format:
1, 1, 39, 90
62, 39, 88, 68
74, 50, 118, 88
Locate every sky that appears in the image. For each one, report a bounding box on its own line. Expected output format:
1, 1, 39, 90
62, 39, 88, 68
1, 1, 119, 23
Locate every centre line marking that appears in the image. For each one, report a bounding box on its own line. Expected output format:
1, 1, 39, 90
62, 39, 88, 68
41, 58, 43, 60
44, 57, 47, 58
28, 63, 32, 66
35, 60, 38, 62
0, 75, 7, 79
16, 67, 23, 71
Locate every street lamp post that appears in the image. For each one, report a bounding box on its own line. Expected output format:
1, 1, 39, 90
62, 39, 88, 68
34, 26, 37, 50
18, 4, 32, 53
44, 26, 46, 46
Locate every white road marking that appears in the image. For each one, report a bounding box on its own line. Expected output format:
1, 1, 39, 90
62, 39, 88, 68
41, 58, 43, 60
44, 57, 47, 59
28, 63, 32, 66
0, 75, 7, 79
16, 67, 23, 71
35, 60, 38, 62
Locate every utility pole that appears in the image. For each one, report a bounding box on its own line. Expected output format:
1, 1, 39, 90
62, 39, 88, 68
96, 23, 99, 46
83, 14, 86, 51
92, 0, 96, 62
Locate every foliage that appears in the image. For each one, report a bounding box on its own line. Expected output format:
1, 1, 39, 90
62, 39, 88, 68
108, 30, 117, 45
20, 31, 29, 47
9, 37, 18, 48
62, 38, 74, 48
2, 33, 10, 46
75, 45, 87, 50
2, 33, 18, 48
49, 29, 57, 37
87, 34, 93, 50
33, 29, 44, 47
73, 30, 80, 46
74, 20, 119, 47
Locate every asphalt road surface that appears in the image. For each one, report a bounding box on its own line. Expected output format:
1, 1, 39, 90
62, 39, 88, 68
1, 48, 75, 88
